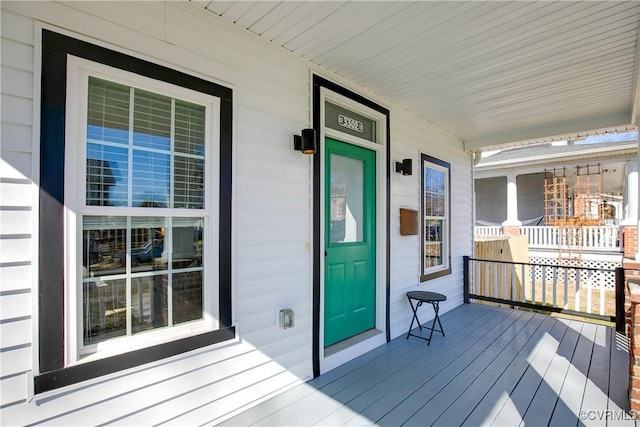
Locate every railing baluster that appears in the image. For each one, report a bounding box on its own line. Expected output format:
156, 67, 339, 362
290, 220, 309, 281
512, 264, 516, 303
552, 266, 557, 308
575, 268, 581, 311
600, 280, 605, 316
502, 262, 507, 300
564, 267, 569, 309
493, 262, 498, 299
586, 270, 592, 314
531, 264, 536, 304
521, 263, 526, 303
484, 261, 489, 298
542, 265, 546, 307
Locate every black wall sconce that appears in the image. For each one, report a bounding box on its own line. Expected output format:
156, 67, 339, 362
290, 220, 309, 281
395, 158, 413, 175
294, 128, 317, 155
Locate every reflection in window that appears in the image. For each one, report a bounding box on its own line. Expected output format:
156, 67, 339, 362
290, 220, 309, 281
81, 75, 208, 352
330, 154, 364, 243
81, 215, 204, 347
421, 154, 451, 281
85, 77, 205, 209
83, 278, 126, 345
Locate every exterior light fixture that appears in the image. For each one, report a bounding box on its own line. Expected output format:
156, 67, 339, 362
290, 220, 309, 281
294, 128, 317, 155
395, 158, 413, 175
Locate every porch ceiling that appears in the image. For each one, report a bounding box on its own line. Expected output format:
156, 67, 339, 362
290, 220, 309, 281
193, 1, 640, 151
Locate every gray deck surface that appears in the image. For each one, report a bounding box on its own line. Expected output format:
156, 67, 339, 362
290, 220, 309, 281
218, 303, 636, 426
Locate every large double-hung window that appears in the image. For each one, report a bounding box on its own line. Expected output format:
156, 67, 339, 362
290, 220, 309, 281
66, 60, 219, 362
38, 31, 232, 393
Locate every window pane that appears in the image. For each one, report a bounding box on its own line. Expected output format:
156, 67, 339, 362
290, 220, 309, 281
330, 154, 364, 243
130, 217, 166, 273
174, 100, 205, 156
173, 271, 203, 325
87, 77, 130, 145
133, 89, 171, 151
425, 167, 445, 217
131, 275, 168, 334
174, 156, 204, 209
83, 278, 127, 345
83, 216, 127, 277
132, 150, 170, 207
86, 143, 128, 206
425, 219, 443, 269
172, 217, 203, 269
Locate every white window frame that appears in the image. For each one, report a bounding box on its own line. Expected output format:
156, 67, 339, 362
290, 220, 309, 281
64, 56, 220, 365
421, 154, 451, 280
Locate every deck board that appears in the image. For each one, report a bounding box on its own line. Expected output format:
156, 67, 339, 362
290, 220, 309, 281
520, 320, 584, 426
457, 314, 558, 426
431, 313, 551, 426
548, 321, 597, 427
489, 318, 569, 426
401, 312, 543, 427
313, 308, 502, 426
356, 310, 525, 425
217, 304, 635, 427
581, 325, 614, 427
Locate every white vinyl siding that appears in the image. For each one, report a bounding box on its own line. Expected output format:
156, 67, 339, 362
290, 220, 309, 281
389, 111, 472, 339
0, 8, 36, 408
0, 1, 472, 423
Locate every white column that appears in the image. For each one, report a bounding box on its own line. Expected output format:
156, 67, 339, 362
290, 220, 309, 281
627, 161, 639, 225
623, 131, 640, 259
502, 173, 521, 227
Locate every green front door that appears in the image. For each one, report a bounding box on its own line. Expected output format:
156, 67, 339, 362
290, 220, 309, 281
324, 137, 376, 347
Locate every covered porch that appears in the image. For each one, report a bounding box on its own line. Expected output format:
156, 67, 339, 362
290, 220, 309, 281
219, 303, 633, 426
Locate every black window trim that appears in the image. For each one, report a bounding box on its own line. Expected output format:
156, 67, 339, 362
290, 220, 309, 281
420, 153, 452, 282
36, 29, 234, 394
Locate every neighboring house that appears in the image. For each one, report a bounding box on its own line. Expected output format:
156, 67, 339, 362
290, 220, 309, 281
474, 139, 638, 227
1, 2, 639, 426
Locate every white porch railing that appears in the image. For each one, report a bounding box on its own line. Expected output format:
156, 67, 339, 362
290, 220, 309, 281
475, 226, 502, 238
474, 225, 621, 251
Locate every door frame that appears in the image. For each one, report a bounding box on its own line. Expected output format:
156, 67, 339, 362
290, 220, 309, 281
312, 75, 390, 376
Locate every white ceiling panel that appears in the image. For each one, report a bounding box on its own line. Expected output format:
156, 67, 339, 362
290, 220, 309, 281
193, 0, 640, 151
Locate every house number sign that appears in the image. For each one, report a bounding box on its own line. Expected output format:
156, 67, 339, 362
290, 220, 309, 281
338, 114, 364, 133
325, 101, 376, 142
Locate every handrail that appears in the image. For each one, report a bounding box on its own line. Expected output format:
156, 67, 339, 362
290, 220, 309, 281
463, 255, 625, 332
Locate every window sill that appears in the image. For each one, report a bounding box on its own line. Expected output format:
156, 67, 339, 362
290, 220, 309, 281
34, 326, 235, 394
74, 320, 216, 366
420, 267, 452, 282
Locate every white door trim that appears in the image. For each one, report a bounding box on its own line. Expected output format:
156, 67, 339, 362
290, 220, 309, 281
319, 87, 388, 374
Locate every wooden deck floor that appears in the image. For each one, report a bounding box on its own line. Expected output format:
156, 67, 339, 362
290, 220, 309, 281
219, 303, 635, 426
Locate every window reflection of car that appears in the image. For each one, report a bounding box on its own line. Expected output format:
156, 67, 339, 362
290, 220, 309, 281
117, 239, 163, 265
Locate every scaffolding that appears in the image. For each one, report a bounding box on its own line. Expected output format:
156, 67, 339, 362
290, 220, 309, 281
543, 167, 569, 224
543, 164, 603, 264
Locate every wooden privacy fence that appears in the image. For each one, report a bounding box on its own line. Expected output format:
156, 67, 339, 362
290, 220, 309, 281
474, 236, 528, 303
463, 255, 626, 332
